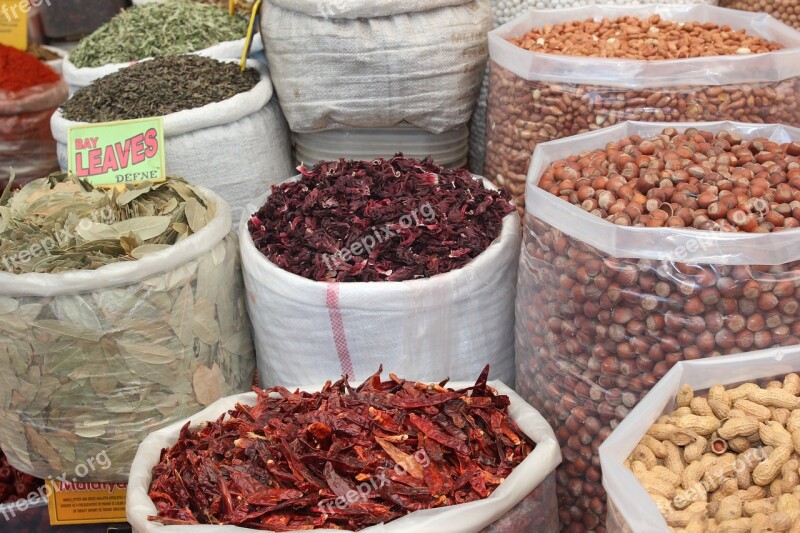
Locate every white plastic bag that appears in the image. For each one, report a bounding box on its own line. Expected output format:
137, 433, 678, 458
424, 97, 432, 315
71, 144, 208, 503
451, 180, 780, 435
600, 345, 800, 533
62, 37, 264, 95
467, 0, 719, 173
526, 121, 800, 263
0, 186, 256, 481
52, 60, 293, 222
238, 175, 519, 388
260, 0, 490, 134
126, 380, 561, 533
484, 4, 800, 208
515, 120, 800, 530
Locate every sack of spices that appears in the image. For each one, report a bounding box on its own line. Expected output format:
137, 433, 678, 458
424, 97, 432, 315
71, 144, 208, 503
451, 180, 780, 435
260, 0, 491, 134
62, 0, 263, 94
0, 44, 67, 189
600, 345, 800, 532
0, 174, 255, 481
240, 156, 520, 389
52, 57, 293, 222
126, 369, 561, 532
516, 121, 800, 531
484, 4, 800, 213
38, 0, 129, 41
719, 0, 800, 30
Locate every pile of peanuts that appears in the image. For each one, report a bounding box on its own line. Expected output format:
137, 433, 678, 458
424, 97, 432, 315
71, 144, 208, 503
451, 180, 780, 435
719, 0, 800, 30
630, 377, 800, 532
510, 15, 783, 59
515, 127, 800, 531
538, 128, 800, 231
484, 16, 800, 213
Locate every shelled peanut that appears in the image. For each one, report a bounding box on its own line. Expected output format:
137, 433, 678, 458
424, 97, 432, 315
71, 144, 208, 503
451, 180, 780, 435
485, 14, 800, 213
719, 0, 800, 30
629, 377, 800, 532
515, 127, 800, 532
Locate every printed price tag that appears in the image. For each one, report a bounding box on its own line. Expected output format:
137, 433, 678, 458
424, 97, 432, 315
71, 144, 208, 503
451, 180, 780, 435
0, 0, 28, 50
67, 117, 166, 188
46, 481, 128, 525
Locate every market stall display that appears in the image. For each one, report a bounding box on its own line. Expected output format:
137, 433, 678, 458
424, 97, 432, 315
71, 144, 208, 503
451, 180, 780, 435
241, 156, 519, 388
516, 121, 800, 531
260, 0, 490, 135
38, 0, 130, 41
62, 0, 262, 94
0, 174, 255, 481
719, 0, 800, 30
52, 56, 293, 222
0, 44, 66, 189
600, 345, 800, 533
126, 369, 562, 532
468, 0, 718, 174
484, 5, 800, 214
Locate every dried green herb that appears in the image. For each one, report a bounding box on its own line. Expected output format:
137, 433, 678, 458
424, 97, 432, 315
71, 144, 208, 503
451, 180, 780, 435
0, 175, 255, 481
0, 173, 213, 274
61, 56, 259, 123
68, 0, 248, 69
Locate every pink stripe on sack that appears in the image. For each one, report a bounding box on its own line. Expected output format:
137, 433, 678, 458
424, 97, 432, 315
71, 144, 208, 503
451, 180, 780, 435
326, 283, 354, 379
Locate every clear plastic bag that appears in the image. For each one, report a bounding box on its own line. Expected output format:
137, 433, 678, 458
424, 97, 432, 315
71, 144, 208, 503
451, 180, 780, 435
484, 4, 800, 212
0, 188, 255, 482
0, 81, 67, 188
515, 121, 800, 532
126, 381, 562, 532
599, 344, 800, 532
719, 0, 800, 30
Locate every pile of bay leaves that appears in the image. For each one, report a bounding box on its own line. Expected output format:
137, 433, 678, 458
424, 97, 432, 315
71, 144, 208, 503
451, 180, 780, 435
0, 173, 254, 481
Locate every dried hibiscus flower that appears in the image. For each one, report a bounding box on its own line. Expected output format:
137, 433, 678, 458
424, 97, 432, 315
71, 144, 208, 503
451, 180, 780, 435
248, 155, 514, 282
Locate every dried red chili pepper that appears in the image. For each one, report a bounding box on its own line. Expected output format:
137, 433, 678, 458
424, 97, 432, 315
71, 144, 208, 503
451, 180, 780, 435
248, 155, 513, 282
148, 366, 534, 530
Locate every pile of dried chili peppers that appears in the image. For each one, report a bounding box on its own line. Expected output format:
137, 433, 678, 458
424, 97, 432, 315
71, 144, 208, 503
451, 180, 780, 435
148, 366, 534, 530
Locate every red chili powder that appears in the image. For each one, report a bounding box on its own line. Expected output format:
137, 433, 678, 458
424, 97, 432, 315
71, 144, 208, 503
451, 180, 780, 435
0, 44, 60, 92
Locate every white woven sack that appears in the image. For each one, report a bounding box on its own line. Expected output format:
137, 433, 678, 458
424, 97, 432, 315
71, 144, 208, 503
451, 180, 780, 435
62, 36, 264, 95
51, 60, 293, 222
238, 176, 520, 388
260, 0, 491, 134
126, 380, 562, 533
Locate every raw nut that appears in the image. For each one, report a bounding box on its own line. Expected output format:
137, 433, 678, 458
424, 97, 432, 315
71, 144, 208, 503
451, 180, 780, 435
753, 446, 793, 486
747, 389, 800, 410
677, 414, 721, 436
760, 421, 793, 449
733, 399, 772, 422
743, 497, 776, 517
719, 417, 760, 439
690, 397, 715, 418
677, 384, 695, 408
710, 385, 734, 419
715, 494, 743, 522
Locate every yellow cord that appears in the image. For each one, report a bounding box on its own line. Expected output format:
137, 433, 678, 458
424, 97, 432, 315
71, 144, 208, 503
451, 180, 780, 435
240, 0, 262, 72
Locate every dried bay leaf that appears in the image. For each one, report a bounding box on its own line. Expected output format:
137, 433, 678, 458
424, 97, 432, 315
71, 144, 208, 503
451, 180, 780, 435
192, 363, 223, 406
169, 281, 195, 346
55, 295, 103, 331
117, 342, 177, 365
131, 243, 171, 259
32, 320, 102, 342
193, 297, 220, 345
25, 425, 64, 471
112, 216, 171, 241
0, 297, 18, 314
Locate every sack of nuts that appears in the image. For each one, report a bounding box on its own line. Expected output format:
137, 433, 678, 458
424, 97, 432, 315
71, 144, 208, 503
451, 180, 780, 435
484, 4, 800, 214
719, 0, 800, 30
515, 120, 800, 532
600, 344, 800, 532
